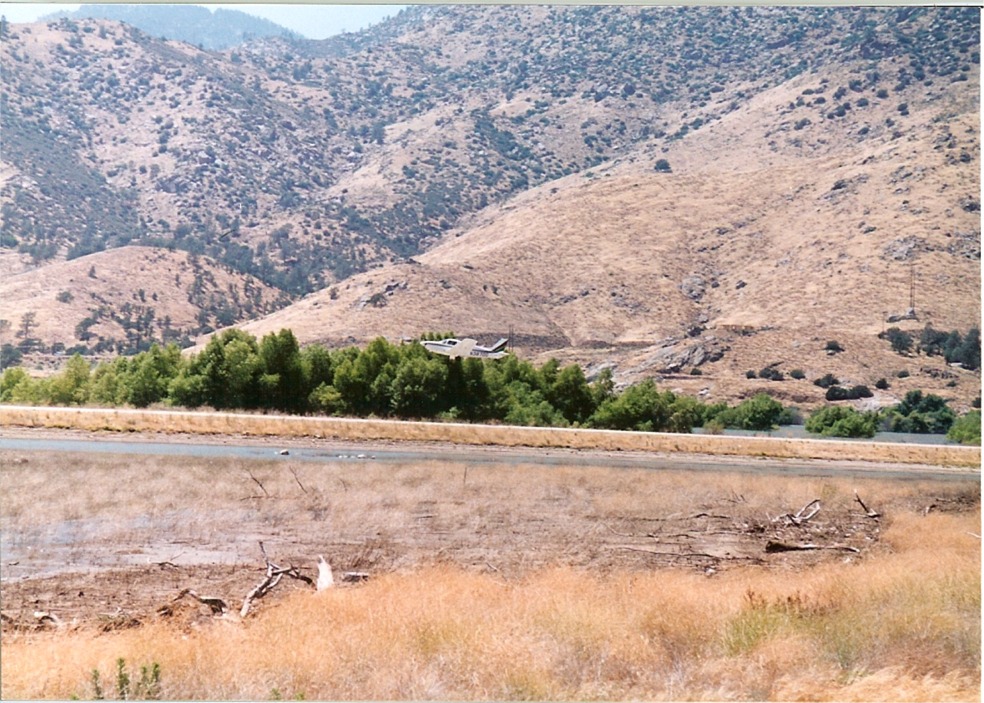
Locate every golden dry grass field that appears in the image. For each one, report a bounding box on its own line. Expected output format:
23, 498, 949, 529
0, 438, 979, 701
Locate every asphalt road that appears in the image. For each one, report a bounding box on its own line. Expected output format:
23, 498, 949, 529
0, 431, 978, 482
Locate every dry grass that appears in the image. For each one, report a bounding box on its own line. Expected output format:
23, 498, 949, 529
1, 509, 979, 700
1, 443, 980, 700
1, 406, 980, 467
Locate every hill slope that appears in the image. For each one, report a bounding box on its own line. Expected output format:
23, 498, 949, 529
1, 5, 979, 409
233, 58, 980, 409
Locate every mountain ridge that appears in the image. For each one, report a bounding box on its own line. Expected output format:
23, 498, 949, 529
0, 5, 979, 408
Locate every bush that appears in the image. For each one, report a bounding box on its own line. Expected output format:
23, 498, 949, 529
806, 406, 878, 438
947, 410, 981, 445
896, 369, 910, 378
825, 385, 873, 401
814, 373, 840, 389
875, 378, 890, 390
777, 406, 804, 426
886, 390, 956, 434
789, 369, 806, 380
758, 367, 784, 381
716, 393, 785, 431
825, 386, 849, 401
881, 327, 913, 354
825, 340, 844, 354
745, 370, 757, 379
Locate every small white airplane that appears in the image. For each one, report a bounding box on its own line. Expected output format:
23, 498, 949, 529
422, 337, 509, 359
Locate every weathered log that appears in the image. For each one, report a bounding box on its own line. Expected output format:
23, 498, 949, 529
765, 540, 860, 554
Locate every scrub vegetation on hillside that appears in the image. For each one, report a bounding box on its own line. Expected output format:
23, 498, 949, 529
1, 327, 979, 442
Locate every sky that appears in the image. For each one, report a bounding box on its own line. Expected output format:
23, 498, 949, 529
0, 3, 407, 39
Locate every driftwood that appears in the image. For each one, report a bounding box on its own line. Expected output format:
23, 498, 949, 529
33, 610, 62, 627
765, 540, 860, 554
854, 491, 881, 519
240, 542, 315, 617
773, 499, 821, 526
176, 588, 229, 615
316, 555, 334, 591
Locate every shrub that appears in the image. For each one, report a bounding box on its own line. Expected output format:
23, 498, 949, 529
896, 369, 910, 378
789, 369, 806, 380
758, 367, 783, 381
805, 405, 878, 438
825, 385, 872, 401
716, 393, 785, 431
825, 386, 849, 401
886, 390, 956, 434
947, 410, 981, 445
814, 373, 840, 388
825, 340, 844, 354
745, 370, 757, 379
875, 378, 890, 390
654, 158, 672, 173
881, 326, 913, 354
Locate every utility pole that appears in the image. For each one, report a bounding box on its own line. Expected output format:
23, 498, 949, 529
909, 260, 915, 313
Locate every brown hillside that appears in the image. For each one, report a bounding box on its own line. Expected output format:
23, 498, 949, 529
0, 247, 288, 355
231, 67, 980, 410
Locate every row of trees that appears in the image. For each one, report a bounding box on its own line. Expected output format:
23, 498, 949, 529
803, 389, 978, 443
0, 329, 793, 433
0, 328, 978, 443
881, 325, 981, 370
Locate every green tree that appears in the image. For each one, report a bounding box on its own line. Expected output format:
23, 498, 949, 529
716, 393, 785, 431
947, 410, 981, 445
444, 357, 491, 421
177, 329, 260, 409
0, 367, 31, 402
257, 329, 306, 412
805, 405, 878, 438
547, 364, 596, 425
390, 355, 448, 418
882, 327, 913, 354
89, 357, 129, 406
122, 344, 182, 408
589, 379, 674, 432
950, 327, 980, 370
888, 390, 956, 434
46, 354, 92, 405
501, 381, 566, 427
302, 344, 334, 390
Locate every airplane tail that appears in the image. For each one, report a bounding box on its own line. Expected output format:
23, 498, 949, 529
489, 338, 509, 353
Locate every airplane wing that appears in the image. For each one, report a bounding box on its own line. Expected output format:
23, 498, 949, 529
448, 338, 477, 358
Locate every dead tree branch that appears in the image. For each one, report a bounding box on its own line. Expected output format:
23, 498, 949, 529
245, 469, 270, 497
240, 542, 314, 617
765, 541, 860, 554
176, 589, 228, 615
773, 499, 821, 526
288, 466, 308, 495
854, 491, 880, 519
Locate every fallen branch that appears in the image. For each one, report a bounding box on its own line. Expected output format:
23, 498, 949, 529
612, 545, 722, 560
765, 540, 860, 554
854, 491, 880, 519
288, 466, 308, 495
241, 542, 315, 617
176, 589, 228, 615
773, 499, 821, 526
33, 610, 62, 627
245, 469, 270, 498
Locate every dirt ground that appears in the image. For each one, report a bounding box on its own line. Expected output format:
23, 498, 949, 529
0, 431, 979, 636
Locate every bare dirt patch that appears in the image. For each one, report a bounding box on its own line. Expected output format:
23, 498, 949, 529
1, 442, 978, 634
